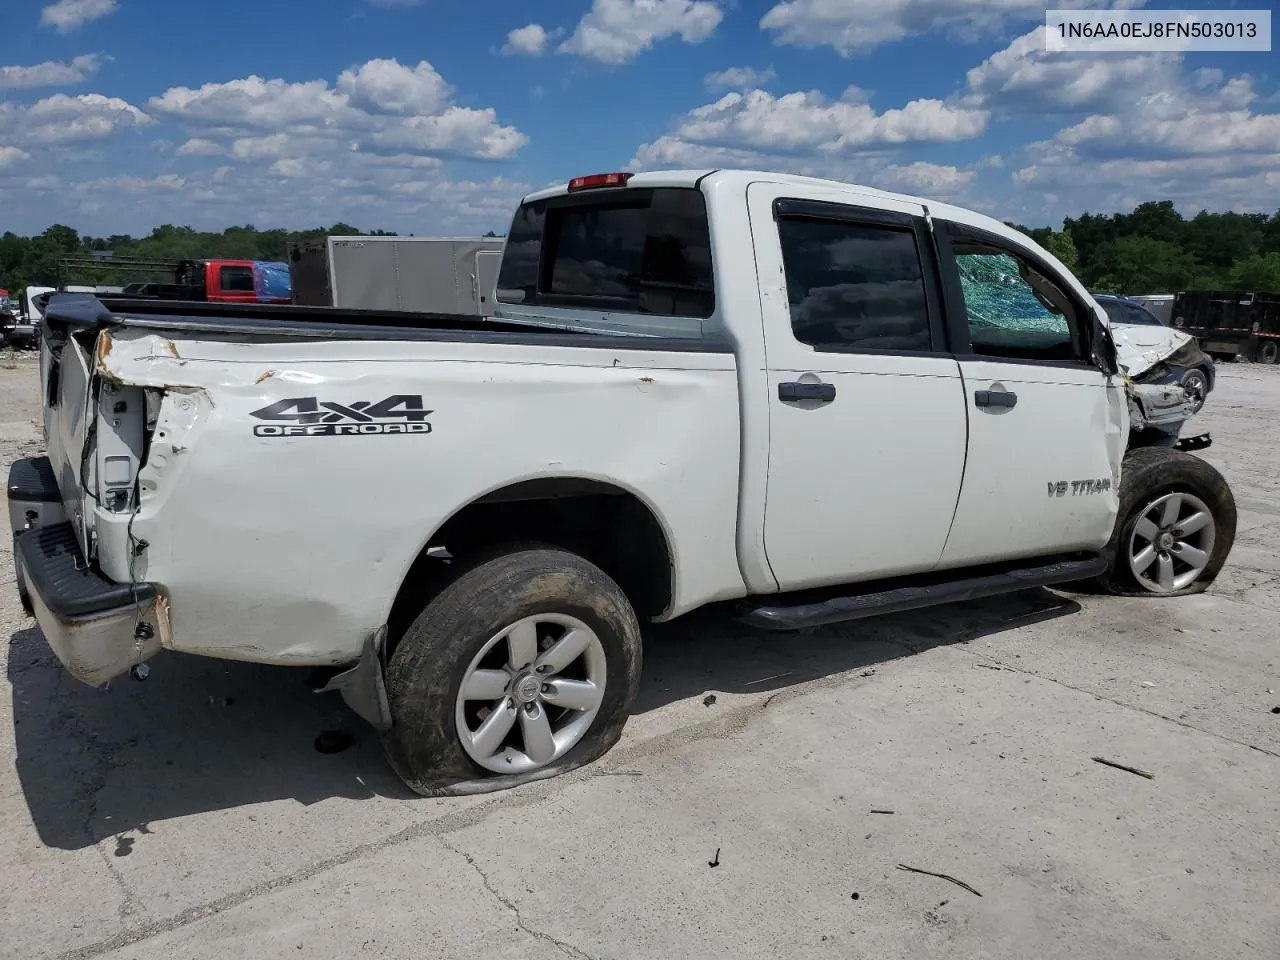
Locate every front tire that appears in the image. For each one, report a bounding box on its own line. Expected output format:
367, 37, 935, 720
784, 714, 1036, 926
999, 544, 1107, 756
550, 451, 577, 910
382, 546, 642, 797
1258, 340, 1279, 365
1095, 448, 1236, 596
1181, 368, 1209, 413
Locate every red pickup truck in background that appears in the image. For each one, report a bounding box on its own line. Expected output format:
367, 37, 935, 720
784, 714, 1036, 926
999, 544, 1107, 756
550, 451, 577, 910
57, 256, 293, 304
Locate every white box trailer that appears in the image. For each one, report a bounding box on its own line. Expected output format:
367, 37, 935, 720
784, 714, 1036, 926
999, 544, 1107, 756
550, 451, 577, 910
289, 236, 506, 315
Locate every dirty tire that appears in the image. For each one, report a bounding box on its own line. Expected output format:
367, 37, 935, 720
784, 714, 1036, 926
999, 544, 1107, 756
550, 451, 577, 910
1258, 340, 1279, 365
1093, 447, 1236, 596
381, 545, 642, 797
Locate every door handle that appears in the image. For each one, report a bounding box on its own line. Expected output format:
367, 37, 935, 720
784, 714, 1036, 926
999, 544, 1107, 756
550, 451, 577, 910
974, 389, 1018, 409
779, 381, 836, 402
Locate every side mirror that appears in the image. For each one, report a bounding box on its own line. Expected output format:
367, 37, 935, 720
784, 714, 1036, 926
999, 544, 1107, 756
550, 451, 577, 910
1091, 308, 1120, 377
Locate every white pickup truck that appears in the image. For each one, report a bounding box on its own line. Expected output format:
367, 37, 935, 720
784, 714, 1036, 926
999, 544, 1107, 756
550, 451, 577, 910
9, 169, 1235, 796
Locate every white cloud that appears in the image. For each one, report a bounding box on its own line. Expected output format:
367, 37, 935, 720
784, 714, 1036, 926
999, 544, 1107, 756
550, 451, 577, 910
878, 161, 976, 195
147, 59, 527, 161
0, 93, 151, 144
629, 137, 979, 202
368, 106, 529, 159
964, 26, 1179, 114
1016, 67, 1277, 160
560, 0, 724, 65
1007, 62, 1280, 222
231, 133, 292, 160
649, 88, 987, 157
0, 54, 105, 90
78, 173, 186, 193
148, 76, 348, 131
502, 24, 551, 56
40, 0, 119, 32
0, 146, 31, 168
760, 0, 1148, 57
1011, 152, 1280, 222
49, 155, 531, 236
704, 66, 777, 91
336, 58, 452, 115
176, 137, 224, 156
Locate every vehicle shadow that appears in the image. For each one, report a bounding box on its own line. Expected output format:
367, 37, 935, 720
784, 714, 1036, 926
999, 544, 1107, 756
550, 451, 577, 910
8, 588, 1079, 851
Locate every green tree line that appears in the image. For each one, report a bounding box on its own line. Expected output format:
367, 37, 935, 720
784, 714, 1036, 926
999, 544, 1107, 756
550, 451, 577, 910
2, 202, 1278, 299
1008, 200, 1280, 295
0, 222, 406, 295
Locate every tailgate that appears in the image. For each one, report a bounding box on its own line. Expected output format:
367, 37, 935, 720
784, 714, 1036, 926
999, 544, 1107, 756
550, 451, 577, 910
44, 325, 98, 558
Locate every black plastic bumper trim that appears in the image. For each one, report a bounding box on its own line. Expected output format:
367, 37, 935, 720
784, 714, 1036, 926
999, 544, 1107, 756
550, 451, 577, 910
738, 554, 1106, 631
15, 522, 155, 619
7, 456, 61, 503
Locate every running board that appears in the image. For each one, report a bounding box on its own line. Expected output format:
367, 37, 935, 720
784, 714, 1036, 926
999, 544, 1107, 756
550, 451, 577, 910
737, 554, 1106, 631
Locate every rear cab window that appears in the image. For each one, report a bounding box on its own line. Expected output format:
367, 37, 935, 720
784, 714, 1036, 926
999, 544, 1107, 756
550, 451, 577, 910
219, 265, 255, 293
495, 186, 715, 328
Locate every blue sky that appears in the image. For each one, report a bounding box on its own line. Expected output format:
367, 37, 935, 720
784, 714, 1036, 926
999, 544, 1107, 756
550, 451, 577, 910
0, 0, 1276, 237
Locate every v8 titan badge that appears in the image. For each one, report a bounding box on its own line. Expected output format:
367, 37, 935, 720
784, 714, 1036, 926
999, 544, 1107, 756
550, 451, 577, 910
250, 395, 433, 437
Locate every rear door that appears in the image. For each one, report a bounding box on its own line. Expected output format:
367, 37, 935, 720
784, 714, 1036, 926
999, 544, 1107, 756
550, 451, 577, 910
933, 220, 1120, 567
748, 184, 969, 591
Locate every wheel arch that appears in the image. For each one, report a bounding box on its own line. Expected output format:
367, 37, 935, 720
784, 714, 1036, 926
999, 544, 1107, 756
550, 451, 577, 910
384, 474, 678, 644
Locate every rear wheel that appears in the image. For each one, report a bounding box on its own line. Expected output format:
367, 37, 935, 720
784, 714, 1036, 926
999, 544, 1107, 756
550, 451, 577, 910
382, 545, 642, 797
1095, 448, 1235, 596
1258, 340, 1279, 365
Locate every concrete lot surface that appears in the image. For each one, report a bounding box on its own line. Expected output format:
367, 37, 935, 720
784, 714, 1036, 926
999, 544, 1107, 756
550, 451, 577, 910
2, 350, 1278, 960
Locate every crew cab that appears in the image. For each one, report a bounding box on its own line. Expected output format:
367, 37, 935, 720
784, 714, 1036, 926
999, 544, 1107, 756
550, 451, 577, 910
8, 170, 1235, 796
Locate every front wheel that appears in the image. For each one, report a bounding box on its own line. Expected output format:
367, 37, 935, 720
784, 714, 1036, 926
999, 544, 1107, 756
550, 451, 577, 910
382, 546, 642, 797
1095, 448, 1236, 596
1258, 340, 1279, 365
1180, 367, 1209, 413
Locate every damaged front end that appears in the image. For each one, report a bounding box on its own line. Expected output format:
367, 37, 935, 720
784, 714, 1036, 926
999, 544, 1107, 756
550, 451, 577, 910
1122, 349, 1211, 453
1112, 323, 1214, 451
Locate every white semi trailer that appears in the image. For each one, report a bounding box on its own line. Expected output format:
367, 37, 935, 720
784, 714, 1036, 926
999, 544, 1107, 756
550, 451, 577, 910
288, 235, 505, 315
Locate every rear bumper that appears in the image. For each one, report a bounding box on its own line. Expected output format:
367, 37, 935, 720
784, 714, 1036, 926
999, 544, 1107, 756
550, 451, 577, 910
8, 456, 163, 686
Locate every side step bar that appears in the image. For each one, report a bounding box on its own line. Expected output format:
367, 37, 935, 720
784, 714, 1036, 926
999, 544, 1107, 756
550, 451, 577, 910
737, 554, 1106, 631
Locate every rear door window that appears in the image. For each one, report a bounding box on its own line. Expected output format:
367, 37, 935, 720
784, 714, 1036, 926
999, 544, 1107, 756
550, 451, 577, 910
777, 218, 933, 352
496, 187, 714, 318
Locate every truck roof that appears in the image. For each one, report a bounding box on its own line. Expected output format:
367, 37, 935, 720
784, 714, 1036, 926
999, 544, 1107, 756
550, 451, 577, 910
523, 168, 1029, 253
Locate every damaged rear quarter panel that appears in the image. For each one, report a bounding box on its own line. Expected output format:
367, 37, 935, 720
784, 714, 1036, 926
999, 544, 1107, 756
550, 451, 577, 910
91, 327, 744, 666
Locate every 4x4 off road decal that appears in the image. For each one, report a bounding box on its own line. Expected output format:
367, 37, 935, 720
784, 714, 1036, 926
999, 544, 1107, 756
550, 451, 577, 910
250, 396, 432, 438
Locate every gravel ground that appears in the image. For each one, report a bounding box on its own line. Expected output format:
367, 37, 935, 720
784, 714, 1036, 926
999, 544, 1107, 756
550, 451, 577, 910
1, 351, 1278, 960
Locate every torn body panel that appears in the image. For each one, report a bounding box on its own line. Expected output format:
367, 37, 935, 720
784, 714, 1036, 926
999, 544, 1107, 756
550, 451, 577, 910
1127, 381, 1197, 435
1114, 323, 1206, 448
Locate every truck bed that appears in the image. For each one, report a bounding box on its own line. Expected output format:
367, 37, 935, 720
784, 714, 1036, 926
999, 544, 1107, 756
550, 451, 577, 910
40, 295, 728, 352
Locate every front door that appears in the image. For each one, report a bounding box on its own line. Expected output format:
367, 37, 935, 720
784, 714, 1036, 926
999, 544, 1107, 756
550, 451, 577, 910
748, 183, 970, 592
933, 220, 1122, 568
